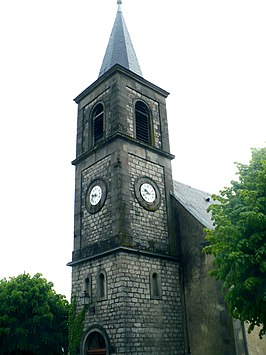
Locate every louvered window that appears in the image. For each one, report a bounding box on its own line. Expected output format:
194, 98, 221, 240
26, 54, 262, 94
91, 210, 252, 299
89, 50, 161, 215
135, 101, 151, 144
92, 103, 104, 144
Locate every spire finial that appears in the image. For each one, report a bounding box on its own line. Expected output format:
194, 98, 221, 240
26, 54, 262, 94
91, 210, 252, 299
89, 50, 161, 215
117, 0, 122, 11
99, 0, 142, 77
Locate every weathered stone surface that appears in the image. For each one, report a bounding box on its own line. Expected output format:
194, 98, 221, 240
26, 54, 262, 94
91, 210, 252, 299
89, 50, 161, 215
72, 251, 184, 354
70, 66, 183, 354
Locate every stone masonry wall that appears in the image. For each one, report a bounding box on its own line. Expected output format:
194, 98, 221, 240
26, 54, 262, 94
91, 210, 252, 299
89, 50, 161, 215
173, 198, 236, 355
81, 155, 112, 248
128, 153, 169, 253
72, 251, 184, 354
77, 88, 110, 156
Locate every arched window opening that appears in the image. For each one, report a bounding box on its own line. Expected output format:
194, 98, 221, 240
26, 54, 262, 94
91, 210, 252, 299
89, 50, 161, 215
84, 276, 92, 297
82, 276, 91, 306
85, 331, 107, 355
92, 103, 104, 144
135, 101, 151, 144
150, 271, 162, 299
84, 276, 90, 295
97, 272, 107, 300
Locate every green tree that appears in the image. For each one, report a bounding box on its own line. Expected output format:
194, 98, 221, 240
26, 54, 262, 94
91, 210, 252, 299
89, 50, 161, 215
204, 147, 266, 338
0, 273, 69, 354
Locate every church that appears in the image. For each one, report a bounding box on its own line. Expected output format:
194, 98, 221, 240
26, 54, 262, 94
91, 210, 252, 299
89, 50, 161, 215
68, 2, 266, 354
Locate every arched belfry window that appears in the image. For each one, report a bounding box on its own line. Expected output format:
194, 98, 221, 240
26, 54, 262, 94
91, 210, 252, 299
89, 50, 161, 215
150, 270, 162, 299
92, 103, 104, 144
135, 101, 151, 144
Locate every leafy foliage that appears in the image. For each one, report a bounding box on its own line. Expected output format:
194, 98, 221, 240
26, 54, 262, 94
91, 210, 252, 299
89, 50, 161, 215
68, 296, 86, 355
0, 273, 69, 354
204, 147, 266, 338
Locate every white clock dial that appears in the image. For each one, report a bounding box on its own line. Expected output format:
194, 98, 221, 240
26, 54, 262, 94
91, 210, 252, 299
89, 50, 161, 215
140, 183, 156, 203
89, 185, 102, 206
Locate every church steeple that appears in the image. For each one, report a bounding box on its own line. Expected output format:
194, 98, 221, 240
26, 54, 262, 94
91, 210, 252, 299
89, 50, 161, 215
69, 2, 186, 354
99, 0, 142, 77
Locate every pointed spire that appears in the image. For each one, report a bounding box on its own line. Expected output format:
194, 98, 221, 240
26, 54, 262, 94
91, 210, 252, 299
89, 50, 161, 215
99, 1, 143, 77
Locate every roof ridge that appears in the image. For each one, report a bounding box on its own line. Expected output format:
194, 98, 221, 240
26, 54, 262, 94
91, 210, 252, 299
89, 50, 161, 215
172, 180, 214, 229
173, 180, 212, 196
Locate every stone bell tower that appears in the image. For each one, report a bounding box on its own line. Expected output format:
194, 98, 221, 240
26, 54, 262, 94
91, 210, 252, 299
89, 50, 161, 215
68, 1, 185, 354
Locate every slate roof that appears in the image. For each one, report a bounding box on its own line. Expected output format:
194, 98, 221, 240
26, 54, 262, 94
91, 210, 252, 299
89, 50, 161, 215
172, 180, 214, 229
99, 3, 142, 77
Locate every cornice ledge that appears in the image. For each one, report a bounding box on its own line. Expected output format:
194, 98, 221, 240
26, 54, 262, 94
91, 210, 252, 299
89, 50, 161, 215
74, 64, 170, 104
67, 246, 180, 266
72, 132, 175, 166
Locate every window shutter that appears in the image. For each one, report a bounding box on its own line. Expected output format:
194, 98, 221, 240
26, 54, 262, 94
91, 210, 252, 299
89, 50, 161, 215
135, 101, 150, 144
92, 103, 104, 144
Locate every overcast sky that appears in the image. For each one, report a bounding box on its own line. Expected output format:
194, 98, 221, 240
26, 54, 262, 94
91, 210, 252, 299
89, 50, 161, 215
0, 0, 265, 299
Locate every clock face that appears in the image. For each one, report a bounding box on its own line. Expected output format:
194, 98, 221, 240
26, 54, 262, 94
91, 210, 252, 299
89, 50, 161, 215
89, 185, 102, 206
140, 183, 156, 203
134, 177, 161, 211
85, 179, 107, 214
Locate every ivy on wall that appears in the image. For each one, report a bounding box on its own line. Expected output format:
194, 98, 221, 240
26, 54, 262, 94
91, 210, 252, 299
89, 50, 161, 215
68, 296, 86, 355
